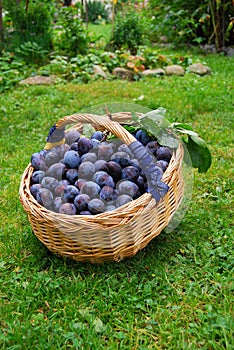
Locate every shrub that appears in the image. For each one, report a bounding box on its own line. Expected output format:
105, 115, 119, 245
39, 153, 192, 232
85, 1, 109, 24
15, 41, 49, 66
55, 5, 89, 57
2, 0, 52, 54
147, 0, 234, 49
109, 11, 146, 55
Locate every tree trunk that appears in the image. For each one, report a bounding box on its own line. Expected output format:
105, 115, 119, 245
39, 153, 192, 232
84, 0, 88, 30
26, 0, 29, 13
0, 0, 4, 44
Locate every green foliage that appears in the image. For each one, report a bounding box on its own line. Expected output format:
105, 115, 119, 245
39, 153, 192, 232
0, 52, 28, 92
109, 10, 146, 55
133, 108, 212, 173
55, 5, 89, 57
46, 53, 102, 83
85, 1, 109, 24
147, 0, 234, 49
2, 1, 52, 54
15, 42, 49, 66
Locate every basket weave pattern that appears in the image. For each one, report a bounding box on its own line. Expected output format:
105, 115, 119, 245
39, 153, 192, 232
19, 112, 184, 263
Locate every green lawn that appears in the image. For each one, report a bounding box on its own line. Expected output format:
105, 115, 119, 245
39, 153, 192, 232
88, 22, 113, 45
0, 49, 233, 349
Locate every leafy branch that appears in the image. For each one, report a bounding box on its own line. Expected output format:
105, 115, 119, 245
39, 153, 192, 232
131, 108, 212, 173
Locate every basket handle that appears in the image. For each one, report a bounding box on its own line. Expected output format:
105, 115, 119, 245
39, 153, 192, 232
44, 112, 169, 203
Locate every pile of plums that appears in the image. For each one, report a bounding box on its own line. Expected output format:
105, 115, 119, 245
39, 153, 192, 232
29, 128, 172, 215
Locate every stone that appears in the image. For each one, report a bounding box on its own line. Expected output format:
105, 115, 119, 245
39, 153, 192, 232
188, 63, 211, 76
19, 75, 57, 85
93, 65, 108, 79
225, 47, 234, 57
141, 68, 165, 76
201, 44, 217, 54
112, 67, 135, 80
165, 65, 185, 76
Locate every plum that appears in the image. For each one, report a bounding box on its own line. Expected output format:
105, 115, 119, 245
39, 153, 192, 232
90, 138, 100, 151
80, 181, 101, 199
97, 142, 114, 160
36, 188, 54, 209
64, 150, 80, 169
117, 180, 139, 198
31, 170, 45, 184
91, 131, 104, 141
78, 161, 96, 179
116, 194, 132, 208
41, 176, 59, 192
30, 183, 42, 198
111, 151, 130, 162
99, 161, 122, 182
65, 168, 79, 184
74, 178, 87, 190
69, 142, 79, 152
54, 179, 70, 196
135, 129, 151, 145
79, 211, 92, 215
100, 186, 119, 202
54, 196, 63, 212
94, 159, 107, 172
156, 146, 172, 163
44, 150, 60, 167
117, 144, 133, 157
74, 194, 90, 212
146, 141, 159, 155
121, 166, 139, 182
156, 160, 169, 172
78, 137, 93, 155
61, 185, 79, 203
54, 144, 70, 159
65, 130, 81, 145
59, 203, 77, 215
31, 152, 47, 171
105, 205, 117, 212
80, 153, 97, 163
93, 171, 115, 188
88, 198, 105, 214
47, 163, 66, 180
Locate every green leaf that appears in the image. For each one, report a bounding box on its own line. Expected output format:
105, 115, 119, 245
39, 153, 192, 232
157, 130, 179, 148
139, 108, 171, 128
184, 136, 212, 173
123, 125, 138, 133
175, 127, 198, 137
171, 122, 194, 131
190, 134, 207, 148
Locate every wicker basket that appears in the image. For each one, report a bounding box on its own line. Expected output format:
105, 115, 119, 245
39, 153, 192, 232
19, 112, 184, 263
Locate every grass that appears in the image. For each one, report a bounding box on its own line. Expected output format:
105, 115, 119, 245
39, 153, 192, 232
88, 23, 113, 45
0, 47, 234, 349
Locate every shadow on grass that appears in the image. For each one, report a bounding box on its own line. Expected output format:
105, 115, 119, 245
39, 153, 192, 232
23, 222, 186, 277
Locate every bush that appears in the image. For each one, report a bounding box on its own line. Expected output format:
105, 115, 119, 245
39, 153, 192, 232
147, 0, 234, 49
85, 1, 109, 24
2, 1, 52, 54
109, 11, 146, 55
55, 5, 89, 57
15, 41, 49, 66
